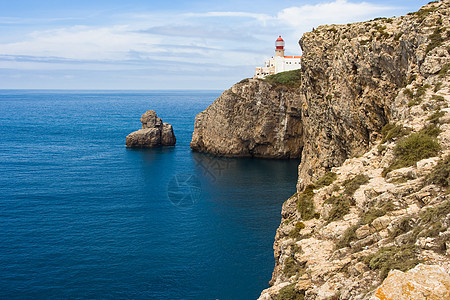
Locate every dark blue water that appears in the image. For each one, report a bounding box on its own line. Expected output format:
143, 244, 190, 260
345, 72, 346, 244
0, 90, 299, 299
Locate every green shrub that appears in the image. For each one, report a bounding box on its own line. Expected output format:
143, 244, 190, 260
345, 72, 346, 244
326, 195, 351, 222
297, 185, 316, 220
411, 6, 438, 22
387, 200, 450, 248
389, 217, 413, 238
434, 82, 443, 92
343, 174, 370, 197
420, 124, 441, 137
364, 244, 420, 279
420, 200, 450, 223
439, 63, 450, 78
265, 69, 302, 87
277, 283, 305, 300
427, 110, 445, 123
289, 222, 305, 239
377, 144, 387, 154
426, 27, 444, 53
408, 98, 423, 107
315, 172, 337, 189
335, 201, 394, 249
335, 225, 358, 249
431, 94, 445, 102
403, 88, 414, 99
394, 32, 403, 41
427, 155, 450, 188
283, 256, 304, 277
325, 173, 371, 223
383, 132, 440, 176
407, 85, 427, 107
238, 78, 249, 84
360, 208, 387, 225
380, 123, 411, 143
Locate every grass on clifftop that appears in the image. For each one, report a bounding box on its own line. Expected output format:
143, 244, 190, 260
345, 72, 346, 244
265, 69, 302, 87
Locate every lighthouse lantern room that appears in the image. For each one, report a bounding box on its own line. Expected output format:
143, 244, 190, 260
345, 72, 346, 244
275, 36, 285, 57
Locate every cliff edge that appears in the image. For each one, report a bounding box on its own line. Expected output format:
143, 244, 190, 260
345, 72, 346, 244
190, 77, 303, 158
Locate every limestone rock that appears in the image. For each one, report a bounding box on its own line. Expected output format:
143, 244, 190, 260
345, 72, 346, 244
370, 264, 450, 300
190, 80, 302, 158
126, 110, 176, 148
257, 1, 450, 300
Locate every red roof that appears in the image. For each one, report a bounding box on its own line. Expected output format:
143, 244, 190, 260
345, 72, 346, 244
276, 36, 284, 41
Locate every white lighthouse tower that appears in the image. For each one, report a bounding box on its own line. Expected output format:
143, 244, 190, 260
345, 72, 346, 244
254, 36, 301, 79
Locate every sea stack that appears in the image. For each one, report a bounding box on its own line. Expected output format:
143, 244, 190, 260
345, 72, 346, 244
126, 110, 176, 148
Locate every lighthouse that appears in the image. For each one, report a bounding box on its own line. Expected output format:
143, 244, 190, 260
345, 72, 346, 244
275, 36, 285, 57
254, 36, 301, 79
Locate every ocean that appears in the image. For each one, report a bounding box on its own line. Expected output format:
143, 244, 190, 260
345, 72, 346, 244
0, 90, 300, 299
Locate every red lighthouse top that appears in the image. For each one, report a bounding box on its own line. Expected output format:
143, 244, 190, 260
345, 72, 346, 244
275, 35, 285, 50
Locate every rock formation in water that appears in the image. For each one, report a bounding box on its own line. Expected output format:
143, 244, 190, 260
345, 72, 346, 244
126, 110, 176, 148
192, 0, 450, 298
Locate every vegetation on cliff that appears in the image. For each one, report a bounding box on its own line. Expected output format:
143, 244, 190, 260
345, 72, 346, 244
264, 69, 302, 87
258, 1, 450, 299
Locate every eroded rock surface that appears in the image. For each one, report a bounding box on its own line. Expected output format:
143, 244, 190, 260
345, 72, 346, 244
258, 1, 450, 299
126, 110, 176, 148
190, 80, 303, 158
370, 264, 450, 300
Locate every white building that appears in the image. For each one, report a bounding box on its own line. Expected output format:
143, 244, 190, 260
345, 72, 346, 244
254, 36, 301, 79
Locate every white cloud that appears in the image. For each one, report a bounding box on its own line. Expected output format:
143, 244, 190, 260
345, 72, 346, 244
1, 25, 163, 61
278, 0, 394, 27
0, 0, 405, 88
274, 0, 396, 50
185, 11, 273, 24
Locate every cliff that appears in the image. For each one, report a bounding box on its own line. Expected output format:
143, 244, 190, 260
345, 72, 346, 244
190, 77, 303, 158
191, 0, 450, 298
261, 1, 450, 299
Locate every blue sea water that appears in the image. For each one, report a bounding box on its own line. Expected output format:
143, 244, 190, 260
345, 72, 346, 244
0, 90, 300, 299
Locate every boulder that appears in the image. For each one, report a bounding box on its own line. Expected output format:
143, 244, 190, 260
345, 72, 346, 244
126, 110, 176, 148
370, 264, 450, 300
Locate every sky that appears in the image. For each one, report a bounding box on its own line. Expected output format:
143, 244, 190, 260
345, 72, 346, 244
0, 0, 431, 90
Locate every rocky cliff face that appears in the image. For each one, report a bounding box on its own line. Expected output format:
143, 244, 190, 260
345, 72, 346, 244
259, 1, 450, 299
295, 0, 449, 190
190, 79, 303, 158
